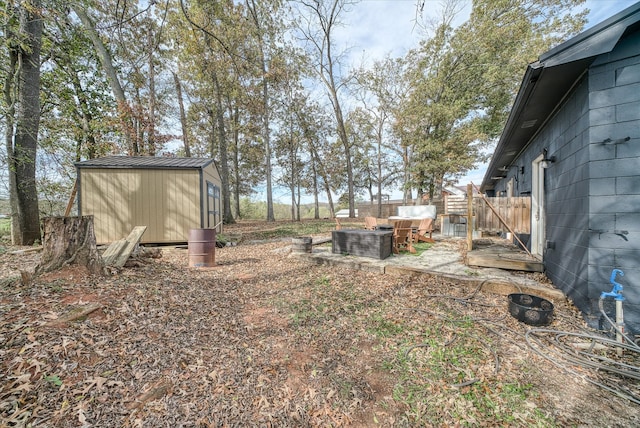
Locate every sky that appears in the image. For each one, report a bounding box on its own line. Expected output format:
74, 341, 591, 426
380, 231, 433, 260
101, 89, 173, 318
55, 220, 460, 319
318, 0, 639, 199
337, 0, 639, 65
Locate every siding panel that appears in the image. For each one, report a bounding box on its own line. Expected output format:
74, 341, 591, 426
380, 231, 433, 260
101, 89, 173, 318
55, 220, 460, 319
77, 158, 222, 244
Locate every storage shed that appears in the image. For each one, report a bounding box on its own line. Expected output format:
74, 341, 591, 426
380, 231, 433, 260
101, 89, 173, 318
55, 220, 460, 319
76, 156, 223, 244
481, 4, 640, 334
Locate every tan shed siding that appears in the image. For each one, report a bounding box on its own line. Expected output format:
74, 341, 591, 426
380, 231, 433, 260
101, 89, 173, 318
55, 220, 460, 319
141, 169, 200, 243
80, 168, 202, 244
80, 169, 141, 243
203, 164, 222, 189
164, 169, 201, 241
163, 170, 176, 241
147, 170, 162, 240
142, 170, 162, 242
138, 170, 153, 241
113, 171, 132, 238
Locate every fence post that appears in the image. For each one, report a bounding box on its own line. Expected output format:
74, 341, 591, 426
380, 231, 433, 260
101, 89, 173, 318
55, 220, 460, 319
467, 184, 473, 250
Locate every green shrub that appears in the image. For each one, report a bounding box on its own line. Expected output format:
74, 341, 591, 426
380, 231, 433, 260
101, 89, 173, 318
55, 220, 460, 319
0, 218, 10, 238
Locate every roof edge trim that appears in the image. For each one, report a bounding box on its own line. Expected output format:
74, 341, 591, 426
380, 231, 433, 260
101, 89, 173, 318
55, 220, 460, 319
540, 3, 640, 66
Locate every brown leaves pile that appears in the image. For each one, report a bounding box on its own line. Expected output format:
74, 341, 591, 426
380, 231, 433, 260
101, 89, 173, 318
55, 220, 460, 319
1, 232, 639, 427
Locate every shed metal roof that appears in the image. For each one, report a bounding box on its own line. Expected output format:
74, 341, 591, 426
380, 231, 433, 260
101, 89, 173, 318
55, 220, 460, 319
75, 156, 215, 170
481, 2, 640, 192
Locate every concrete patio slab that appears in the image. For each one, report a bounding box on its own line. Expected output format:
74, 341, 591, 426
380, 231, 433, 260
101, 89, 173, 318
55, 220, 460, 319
291, 234, 566, 303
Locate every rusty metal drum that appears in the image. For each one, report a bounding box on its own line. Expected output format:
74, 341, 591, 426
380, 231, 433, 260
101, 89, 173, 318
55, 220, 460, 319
188, 228, 216, 267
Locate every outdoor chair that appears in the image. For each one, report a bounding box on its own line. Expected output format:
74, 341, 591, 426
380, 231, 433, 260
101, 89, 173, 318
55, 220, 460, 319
413, 218, 435, 243
392, 220, 416, 254
364, 216, 377, 230
334, 217, 342, 230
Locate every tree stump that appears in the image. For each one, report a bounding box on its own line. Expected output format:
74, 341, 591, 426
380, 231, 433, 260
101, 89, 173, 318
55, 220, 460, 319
35, 216, 105, 276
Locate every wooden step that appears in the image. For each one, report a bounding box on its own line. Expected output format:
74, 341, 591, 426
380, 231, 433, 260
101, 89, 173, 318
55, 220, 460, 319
467, 251, 544, 272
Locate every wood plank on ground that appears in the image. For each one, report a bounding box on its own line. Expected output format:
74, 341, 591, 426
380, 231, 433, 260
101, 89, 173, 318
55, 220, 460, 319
312, 237, 332, 246
101, 240, 128, 266
102, 226, 147, 267
466, 252, 544, 272
46, 303, 103, 327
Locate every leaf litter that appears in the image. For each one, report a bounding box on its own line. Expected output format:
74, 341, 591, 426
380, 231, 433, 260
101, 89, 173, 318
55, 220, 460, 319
1, 223, 640, 427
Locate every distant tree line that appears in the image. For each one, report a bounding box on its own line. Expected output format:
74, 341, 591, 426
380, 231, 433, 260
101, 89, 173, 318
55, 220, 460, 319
1, 0, 586, 244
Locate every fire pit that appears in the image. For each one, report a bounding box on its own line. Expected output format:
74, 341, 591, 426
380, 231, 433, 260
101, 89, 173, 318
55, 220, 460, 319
508, 293, 554, 326
331, 229, 393, 260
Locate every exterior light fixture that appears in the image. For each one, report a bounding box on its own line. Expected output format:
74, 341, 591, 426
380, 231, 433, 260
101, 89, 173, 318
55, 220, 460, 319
541, 149, 556, 169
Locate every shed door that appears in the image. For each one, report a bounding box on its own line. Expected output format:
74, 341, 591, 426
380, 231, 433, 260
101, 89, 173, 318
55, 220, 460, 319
207, 182, 221, 231
531, 155, 545, 258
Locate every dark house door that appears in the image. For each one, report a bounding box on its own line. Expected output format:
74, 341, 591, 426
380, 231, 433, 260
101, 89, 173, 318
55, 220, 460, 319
531, 155, 546, 258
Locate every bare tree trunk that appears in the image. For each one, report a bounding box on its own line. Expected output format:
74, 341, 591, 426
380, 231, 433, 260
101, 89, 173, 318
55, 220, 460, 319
403, 145, 412, 203
246, 0, 274, 222
290, 182, 296, 221
299, 0, 355, 218
262, 71, 275, 222
212, 70, 234, 224
298, 110, 321, 220
36, 216, 104, 276
73, 7, 125, 103
307, 137, 335, 217
289, 125, 297, 221
173, 72, 191, 157
8, 0, 43, 245
324, 181, 336, 218
296, 183, 301, 221
4, 41, 18, 243
73, 6, 133, 150
231, 106, 241, 218
147, 29, 157, 156
376, 120, 383, 217
330, 88, 355, 216
311, 156, 320, 220
71, 74, 98, 159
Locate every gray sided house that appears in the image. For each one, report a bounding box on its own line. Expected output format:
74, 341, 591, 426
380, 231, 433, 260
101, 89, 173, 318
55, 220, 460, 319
76, 156, 223, 245
481, 4, 640, 335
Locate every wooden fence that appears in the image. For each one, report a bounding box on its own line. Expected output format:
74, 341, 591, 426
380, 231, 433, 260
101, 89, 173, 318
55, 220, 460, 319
445, 195, 470, 215
473, 196, 531, 234
355, 194, 531, 235
356, 199, 445, 220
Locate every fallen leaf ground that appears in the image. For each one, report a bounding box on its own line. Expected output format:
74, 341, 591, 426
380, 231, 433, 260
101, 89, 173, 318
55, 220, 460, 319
1, 221, 640, 427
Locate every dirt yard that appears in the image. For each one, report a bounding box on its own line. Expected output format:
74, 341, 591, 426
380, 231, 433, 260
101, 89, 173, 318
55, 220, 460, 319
1, 221, 640, 427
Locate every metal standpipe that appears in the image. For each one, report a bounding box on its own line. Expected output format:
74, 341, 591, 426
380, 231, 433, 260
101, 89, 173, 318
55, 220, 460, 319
616, 299, 625, 357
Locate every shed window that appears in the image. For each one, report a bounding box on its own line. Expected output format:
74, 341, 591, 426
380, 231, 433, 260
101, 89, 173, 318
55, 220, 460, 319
207, 182, 221, 229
